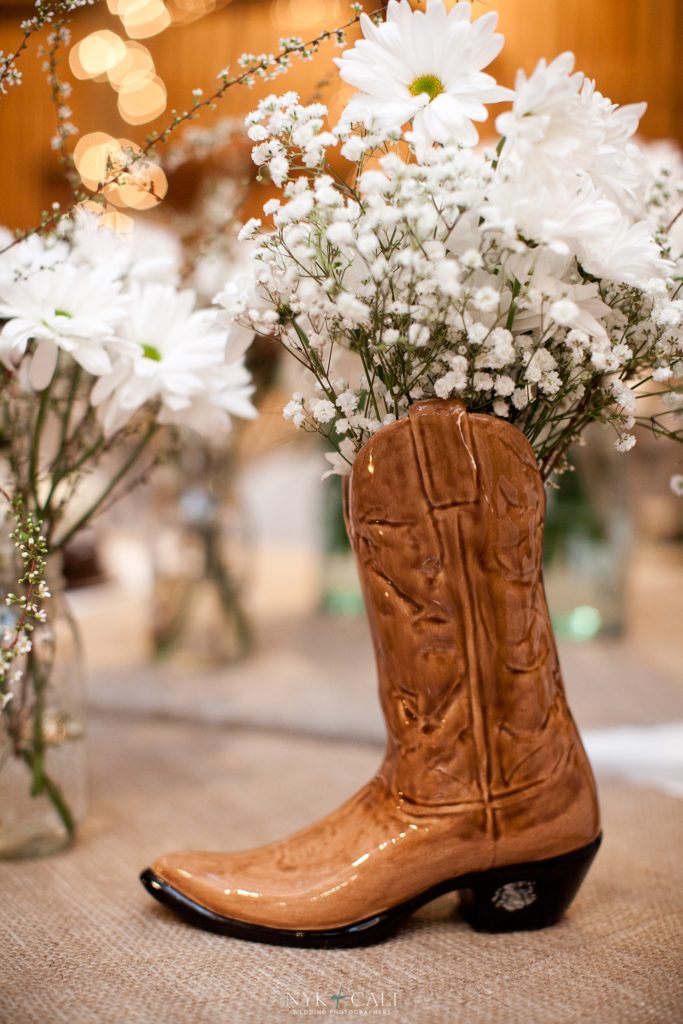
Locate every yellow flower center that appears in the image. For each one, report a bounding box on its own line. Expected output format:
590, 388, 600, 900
409, 74, 445, 101
141, 343, 162, 361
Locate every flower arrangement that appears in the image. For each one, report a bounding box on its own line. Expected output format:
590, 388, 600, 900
0, 207, 256, 565
0, 0, 379, 851
216, 0, 683, 482
1, 0, 681, 852
0, 209, 256, 842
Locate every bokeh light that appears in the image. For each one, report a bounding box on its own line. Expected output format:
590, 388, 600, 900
118, 0, 172, 39
270, 0, 343, 31
168, 0, 221, 24
74, 133, 168, 211
74, 132, 122, 190
117, 74, 168, 125
107, 41, 156, 91
567, 605, 603, 640
69, 30, 128, 81
79, 199, 135, 233
105, 160, 169, 211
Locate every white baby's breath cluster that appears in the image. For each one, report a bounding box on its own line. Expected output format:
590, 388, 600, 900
0, 497, 50, 710
0, 209, 256, 439
215, 0, 683, 480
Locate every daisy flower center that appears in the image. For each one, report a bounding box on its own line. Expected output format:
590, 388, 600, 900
409, 74, 445, 102
141, 343, 162, 362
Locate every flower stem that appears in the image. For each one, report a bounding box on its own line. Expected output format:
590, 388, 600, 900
29, 383, 51, 507
52, 422, 158, 551
20, 647, 76, 839
21, 751, 75, 838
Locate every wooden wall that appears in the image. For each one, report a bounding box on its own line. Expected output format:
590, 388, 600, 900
485, 0, 683, 139
0, 0, 681, 230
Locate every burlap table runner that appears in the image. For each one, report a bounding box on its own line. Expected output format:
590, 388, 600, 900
1, 714, 681, 1024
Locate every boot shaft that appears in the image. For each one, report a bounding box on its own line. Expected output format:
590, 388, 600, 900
346, 400, 597, 822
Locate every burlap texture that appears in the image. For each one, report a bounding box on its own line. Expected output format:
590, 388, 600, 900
1, 714, 682, 1024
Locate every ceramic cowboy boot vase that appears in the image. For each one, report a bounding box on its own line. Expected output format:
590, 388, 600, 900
141, 399, 601, 947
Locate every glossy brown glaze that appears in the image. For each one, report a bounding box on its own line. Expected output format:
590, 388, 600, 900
150, 399, 600, 931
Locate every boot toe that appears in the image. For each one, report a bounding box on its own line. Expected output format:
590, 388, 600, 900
151, 851, 226, 890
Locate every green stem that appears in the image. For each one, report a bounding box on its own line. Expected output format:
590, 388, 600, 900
52, 422, 158, 551
202, 523, 251, 657
56, 364, 82, 459
42, 434, 107, 535
20, 751, 75, 838
18, 648, 76, 839
539, 389, 597, 481
29, 383, 51, 507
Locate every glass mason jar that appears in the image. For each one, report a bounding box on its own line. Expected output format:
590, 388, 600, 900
543, 428, 632, 640
0, 549, 87, 860
320, 474, 365, 617
151, 484, 252, 666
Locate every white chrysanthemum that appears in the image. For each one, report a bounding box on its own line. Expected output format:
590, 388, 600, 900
509, 253, 612, 340
575, 215, 672, 287
487, 177, 654, 280
495, 53, 593, 170
496, 52, 648, 215
577, 79, 647, 215
0, 262, 130, 389
335, 0, 512, 148
91, 283, 255, 436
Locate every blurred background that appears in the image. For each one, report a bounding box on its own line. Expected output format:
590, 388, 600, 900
0, 0, 681, 782
2, 7, 683, 1021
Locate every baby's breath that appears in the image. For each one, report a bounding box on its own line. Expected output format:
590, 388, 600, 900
216, 85, 683, 482
0, 495, 49, 707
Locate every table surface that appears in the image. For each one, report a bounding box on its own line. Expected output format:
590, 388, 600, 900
2, 724, 682, 1023
2, 620, 683, 1024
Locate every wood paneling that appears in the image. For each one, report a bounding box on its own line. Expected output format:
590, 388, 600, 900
0, 0, 681, 229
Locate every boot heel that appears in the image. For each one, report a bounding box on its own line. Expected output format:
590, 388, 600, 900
460, 834, 602, 933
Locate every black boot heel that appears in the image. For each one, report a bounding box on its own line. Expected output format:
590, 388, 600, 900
459, 834, 602, 933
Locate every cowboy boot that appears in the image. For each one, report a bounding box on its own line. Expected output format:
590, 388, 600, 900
141, 399, 601, 947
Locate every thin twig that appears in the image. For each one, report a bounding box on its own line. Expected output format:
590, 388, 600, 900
0, 6, 380, 254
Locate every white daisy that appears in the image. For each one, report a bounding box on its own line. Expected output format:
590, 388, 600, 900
335, 0, 512, 149
158, 363, 257, 438
0, 262, 129, 389
91, 282, 255, 436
